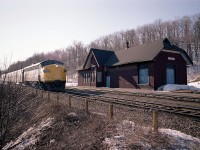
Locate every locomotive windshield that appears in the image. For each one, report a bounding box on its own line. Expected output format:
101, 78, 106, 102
41, 60, 64, 67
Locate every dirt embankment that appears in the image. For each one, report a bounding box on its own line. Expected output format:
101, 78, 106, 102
2, 85, 200, 149
2, 86, 108, 149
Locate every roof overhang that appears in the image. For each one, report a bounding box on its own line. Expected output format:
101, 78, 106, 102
83, 50, 99, 69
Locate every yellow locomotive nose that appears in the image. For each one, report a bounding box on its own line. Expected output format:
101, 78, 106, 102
41, 64, 66, 82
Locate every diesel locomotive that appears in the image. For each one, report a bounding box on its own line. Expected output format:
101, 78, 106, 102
1, 60, 66, 91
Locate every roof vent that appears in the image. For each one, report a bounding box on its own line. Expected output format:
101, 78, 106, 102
126, 41, 129, 49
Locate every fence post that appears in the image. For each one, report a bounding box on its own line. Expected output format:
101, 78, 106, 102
68, 95, 71, 108
85, 98, 89, 113
109, 103, 113, 119
152, 110, 158, 132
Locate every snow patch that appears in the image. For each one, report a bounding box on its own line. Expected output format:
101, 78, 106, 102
159, 128, 200, 143
158, 84, 200, 91
104, 120, 136, 149
50, 139, 55, 144
65, 82, 78, 87
104, 120, 200, 149
122, 120, 135, 127
65, 112, 80, 123
104, 136, 126, 149
67, 112, 78, 117
188, 81, 200, 88
3, 117, 54, 150
91, 112, 107, 116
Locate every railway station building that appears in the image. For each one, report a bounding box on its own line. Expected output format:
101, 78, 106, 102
77, 38, 193, 90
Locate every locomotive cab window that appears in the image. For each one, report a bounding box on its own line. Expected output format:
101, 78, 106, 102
41, 60, 64, 67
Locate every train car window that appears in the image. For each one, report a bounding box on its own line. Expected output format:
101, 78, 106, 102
41, 60, 64, 67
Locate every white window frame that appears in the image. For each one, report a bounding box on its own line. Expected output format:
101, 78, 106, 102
138, 65, 149, 85
97, 72, 102, 82
83, 74, 85, 83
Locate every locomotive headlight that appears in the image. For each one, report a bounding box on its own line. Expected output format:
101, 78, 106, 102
43, 69, 50, 73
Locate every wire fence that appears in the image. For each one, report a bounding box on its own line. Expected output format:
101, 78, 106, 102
32, 88, 200, 138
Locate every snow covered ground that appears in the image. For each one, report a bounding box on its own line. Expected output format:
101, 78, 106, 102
158, 82, 200, 91
104, 120, 200, 149
188, 81, 200, 88
65, 82, 78, 87
3, 115, 200, 149
3, 118, 54, 150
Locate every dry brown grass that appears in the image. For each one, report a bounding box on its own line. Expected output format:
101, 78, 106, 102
2, 86, 200, 149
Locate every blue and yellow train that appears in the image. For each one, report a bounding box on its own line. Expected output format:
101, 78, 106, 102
1, 60, 66, 91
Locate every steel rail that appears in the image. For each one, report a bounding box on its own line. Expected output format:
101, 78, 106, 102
64, 89, 200, 118
66, 87, 200, 103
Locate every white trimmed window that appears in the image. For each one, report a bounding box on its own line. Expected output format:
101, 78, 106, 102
138, 64, 149, 84
83, 74, 85, 83
88, 73, 90, 83
97, 72, 102, 82
93, 71, 96, 82
85, 73, 87, 83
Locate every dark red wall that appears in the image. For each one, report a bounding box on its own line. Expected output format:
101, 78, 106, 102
154, 51, 187, 89
106, 62, 154, 89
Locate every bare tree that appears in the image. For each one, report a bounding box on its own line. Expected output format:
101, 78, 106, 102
4, 13, 200, 81
0, 57, 19, 148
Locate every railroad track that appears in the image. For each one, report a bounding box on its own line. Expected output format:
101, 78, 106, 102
9, 83, 200, 118
64, 88, 200, 118
66, 87, 200, 102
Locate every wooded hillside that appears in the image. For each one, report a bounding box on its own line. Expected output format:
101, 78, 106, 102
6, 14, 200, 81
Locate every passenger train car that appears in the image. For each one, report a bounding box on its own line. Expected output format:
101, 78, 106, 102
1, 60, 66, 91
1, 69, 23, 83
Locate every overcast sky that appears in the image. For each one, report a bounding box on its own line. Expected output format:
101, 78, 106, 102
0, 0, 199, 67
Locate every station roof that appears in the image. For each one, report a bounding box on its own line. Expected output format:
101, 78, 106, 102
78, 38, 193, 70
